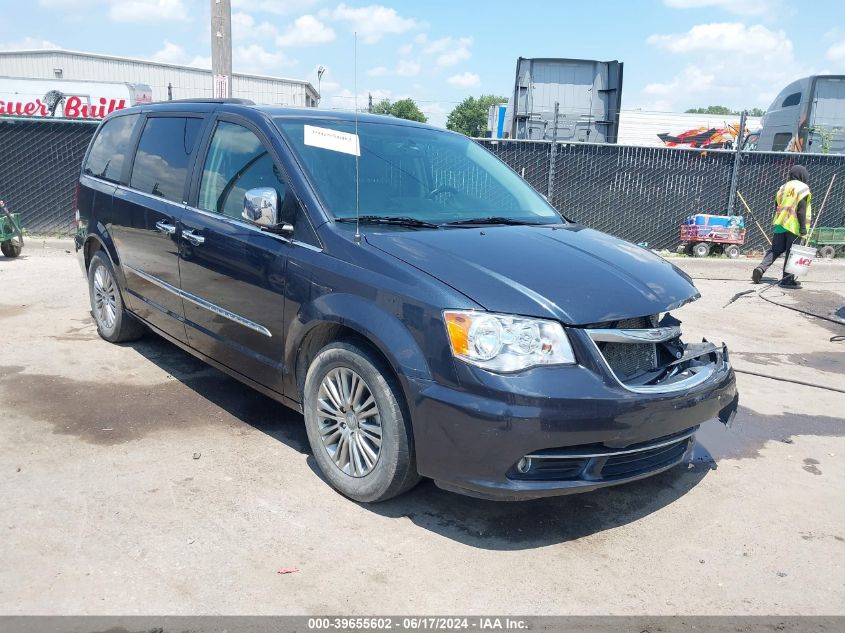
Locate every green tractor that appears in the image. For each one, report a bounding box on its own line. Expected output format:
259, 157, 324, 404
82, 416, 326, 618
808, 227, 845, 259
0, 200, 24, 258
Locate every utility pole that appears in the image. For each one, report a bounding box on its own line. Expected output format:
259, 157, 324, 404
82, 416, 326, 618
210, 0, 232, 99
368, 92, 373, 113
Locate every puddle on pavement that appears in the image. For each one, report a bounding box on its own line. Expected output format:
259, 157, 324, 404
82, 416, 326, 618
0, 304, 28, 319
732, 351, 845, 374
0, 337, 308, 450
693, 406, 844, 464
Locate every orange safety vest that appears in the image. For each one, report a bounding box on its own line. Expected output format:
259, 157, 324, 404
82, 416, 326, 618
773, 180, 812, 235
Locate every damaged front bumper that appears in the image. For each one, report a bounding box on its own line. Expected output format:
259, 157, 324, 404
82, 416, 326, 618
408, 325, 738, 501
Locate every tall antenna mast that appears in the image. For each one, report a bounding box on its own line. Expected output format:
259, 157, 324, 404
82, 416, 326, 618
354, 32, 361, 244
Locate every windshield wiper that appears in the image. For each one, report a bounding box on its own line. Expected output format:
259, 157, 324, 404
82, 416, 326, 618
441, 216, 547, 226
335, 215, 439, 229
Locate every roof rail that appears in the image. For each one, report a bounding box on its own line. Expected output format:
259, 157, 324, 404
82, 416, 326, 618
158, 98, 256, 105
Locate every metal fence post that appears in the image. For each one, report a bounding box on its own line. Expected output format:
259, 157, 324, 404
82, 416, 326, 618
547, 101, 559, 200
726, 110, 747, 215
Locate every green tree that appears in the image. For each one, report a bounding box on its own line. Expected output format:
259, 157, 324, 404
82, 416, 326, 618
446, 94, 508, 137
685, 105, 767, 117
370, 98, 427, 122
685, 105, 735, 115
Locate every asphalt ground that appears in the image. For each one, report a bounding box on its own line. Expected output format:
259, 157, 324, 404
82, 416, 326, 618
0, 241, 843, 615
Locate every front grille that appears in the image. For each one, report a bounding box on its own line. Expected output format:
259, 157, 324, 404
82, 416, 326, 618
593, 315, 660, 381
509, 428, 695, 482
601, 439, 689, 479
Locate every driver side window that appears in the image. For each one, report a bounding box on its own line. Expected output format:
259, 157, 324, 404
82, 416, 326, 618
198, 121, 294, 223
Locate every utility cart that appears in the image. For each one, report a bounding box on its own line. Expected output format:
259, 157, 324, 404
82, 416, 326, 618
678, 214, 746, 258
808, 227, 845, 258
0, 200, 24, 258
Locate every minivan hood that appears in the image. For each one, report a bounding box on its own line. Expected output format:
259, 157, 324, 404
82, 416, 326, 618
366, 225, 699, 325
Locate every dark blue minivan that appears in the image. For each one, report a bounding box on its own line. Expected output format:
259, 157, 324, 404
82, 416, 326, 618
75, 99, 738, 502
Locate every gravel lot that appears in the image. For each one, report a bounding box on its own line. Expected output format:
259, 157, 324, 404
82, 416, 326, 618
0, 240, 843, 615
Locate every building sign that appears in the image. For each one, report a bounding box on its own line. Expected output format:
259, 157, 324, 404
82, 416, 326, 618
214, 74, 229, 99
0, 79, 153, 120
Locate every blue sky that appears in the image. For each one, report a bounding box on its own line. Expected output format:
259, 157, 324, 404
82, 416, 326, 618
1, 0, 844, 126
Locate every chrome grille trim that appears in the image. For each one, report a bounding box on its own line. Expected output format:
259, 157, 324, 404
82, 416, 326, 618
586, 326, 681, 344
525, 428, 697, 459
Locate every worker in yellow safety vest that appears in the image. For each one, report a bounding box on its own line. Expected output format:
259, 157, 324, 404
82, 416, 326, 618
751, 165, 812, 288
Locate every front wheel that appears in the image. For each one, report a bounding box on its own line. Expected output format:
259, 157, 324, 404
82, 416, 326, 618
1, 238, 21, 258
303, 341, 420, 502
87, 251, 145, 343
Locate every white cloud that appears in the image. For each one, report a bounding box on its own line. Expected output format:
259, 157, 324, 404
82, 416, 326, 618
642, 22, 814, 111
150, 41, 188, 64
277, 15, 336, 46
447, 72, 480, 88
423, 36, 473, 67
827, 41, 845, 65
395, 59, 421, 77
232, 12, 279, 41
368, 66, 389, 77
325, 3, 420, 44
235, 44, 296, 74
0, 37, 60, 50
326, 87, 391, 111
232, 0, 317, 15
108, 0, 188, 23
398, 43, 413, 56
662, 0, 780, 15
149, 41, 211, 68
647, 22, 791, 56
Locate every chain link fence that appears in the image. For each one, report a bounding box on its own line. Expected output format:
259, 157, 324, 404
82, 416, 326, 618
0, 118, 96, 235
1, 118, 843, 253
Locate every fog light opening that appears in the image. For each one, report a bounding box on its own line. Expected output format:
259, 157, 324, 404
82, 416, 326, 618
516, 457, 532, 474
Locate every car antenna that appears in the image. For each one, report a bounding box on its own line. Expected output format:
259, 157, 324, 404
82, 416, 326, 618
354, 31, 361, 244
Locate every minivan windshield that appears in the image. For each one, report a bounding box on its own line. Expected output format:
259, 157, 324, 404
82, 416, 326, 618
275, 118, 563, 225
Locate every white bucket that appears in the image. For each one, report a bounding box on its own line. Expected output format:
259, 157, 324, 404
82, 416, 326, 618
784, 244, 817, 277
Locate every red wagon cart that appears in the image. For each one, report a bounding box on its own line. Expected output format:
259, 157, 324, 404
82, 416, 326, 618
678, 223, 746, 258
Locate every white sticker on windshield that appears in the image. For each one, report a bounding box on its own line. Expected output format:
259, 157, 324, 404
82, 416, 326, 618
303, 124, 360, 156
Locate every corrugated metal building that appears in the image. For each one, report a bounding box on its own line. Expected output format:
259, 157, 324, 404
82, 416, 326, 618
0, 49, 319, 107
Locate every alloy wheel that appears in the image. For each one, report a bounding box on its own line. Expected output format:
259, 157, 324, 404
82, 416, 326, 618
316, 367, 383, 477
93, 264, 118, 331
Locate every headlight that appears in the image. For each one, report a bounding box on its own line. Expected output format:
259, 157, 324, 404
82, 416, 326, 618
443, 310, 576, 372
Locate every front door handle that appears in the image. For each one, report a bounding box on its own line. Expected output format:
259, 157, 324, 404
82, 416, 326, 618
182, 229, 205, 246
155, 220, 176, 235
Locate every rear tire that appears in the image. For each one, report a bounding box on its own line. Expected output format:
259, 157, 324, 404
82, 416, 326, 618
725, 244, 741, 259
303, 341, 420, 503
87, 251, 145, 343
819, 245, 836, 259
692, 242, 711, 258
1, 238, 21, 258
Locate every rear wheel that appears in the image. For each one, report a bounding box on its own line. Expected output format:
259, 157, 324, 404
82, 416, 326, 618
87, 251, 145, 343
724, 244, 741, 259
303, 341, 420, 502
692, 242, 711, 258
818, 245, 836, 259
1, 238, 21, 258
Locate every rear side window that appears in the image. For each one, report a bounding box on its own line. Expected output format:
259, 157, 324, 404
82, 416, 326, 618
130, 116, 203, 203
781, 92, 801, 108
83, 114, 139, 182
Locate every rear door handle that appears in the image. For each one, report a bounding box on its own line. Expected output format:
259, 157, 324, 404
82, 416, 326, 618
182, 229, 205, 246
155, 220, 176, 235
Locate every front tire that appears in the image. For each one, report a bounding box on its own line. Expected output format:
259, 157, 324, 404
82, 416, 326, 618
818, 245, 836, 259
1, 238, 21, 258
724, 244, 741, 259
87, 251, 144, 343
303, 341, 420, 502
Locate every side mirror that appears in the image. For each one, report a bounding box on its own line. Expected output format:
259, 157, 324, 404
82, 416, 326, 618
243, 187, 293, 233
